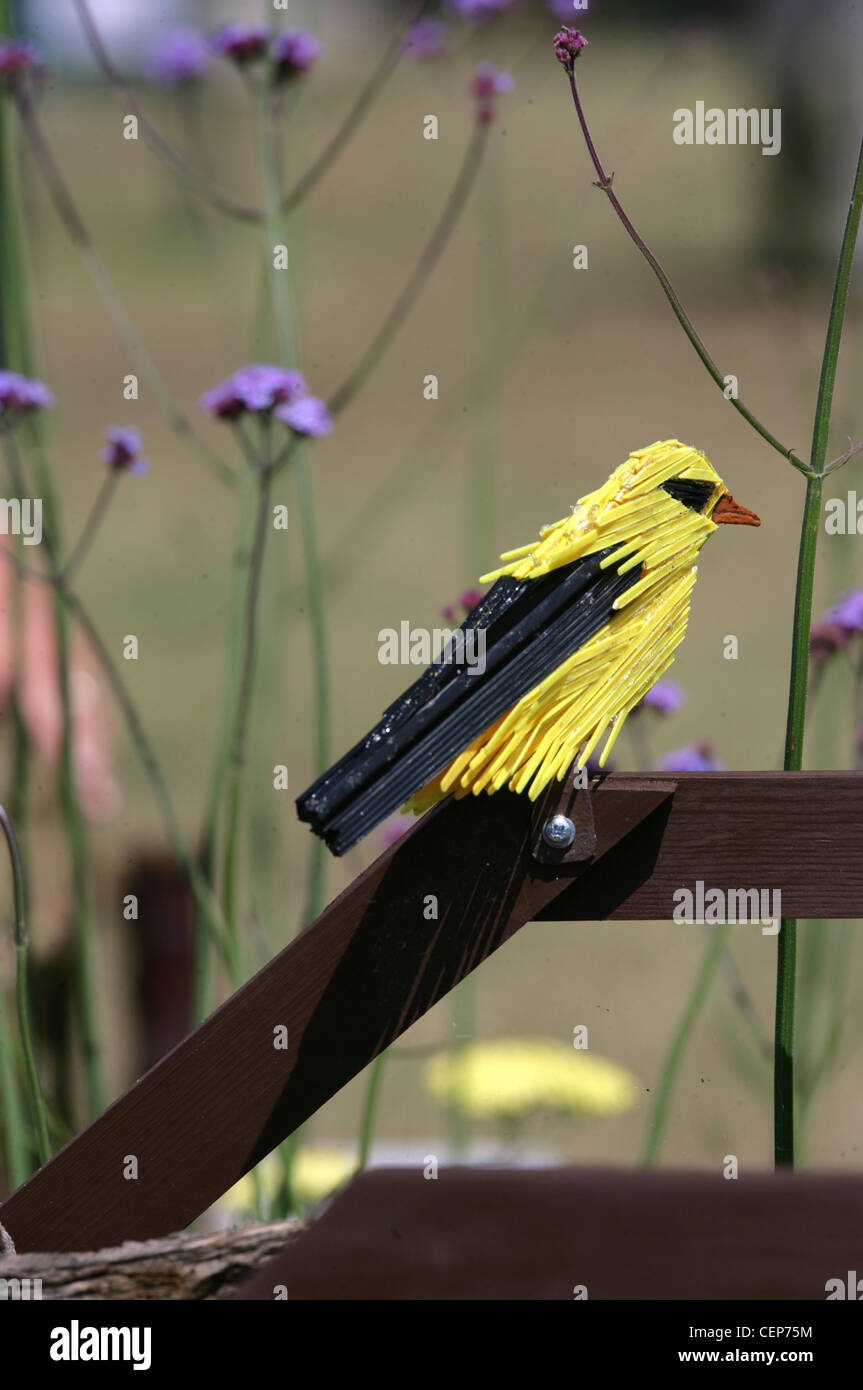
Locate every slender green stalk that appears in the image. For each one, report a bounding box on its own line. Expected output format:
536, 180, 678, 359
193, 476, 258, 1021
2, 430, 106, 1118
0, 986, 27, 1188
255, 83, 331, 932
222, 456, 274, 970
641, 926, 726, 1166
796, 923, 852, 1163
61, 470, 118, 582
56, 593, 105, 1118
0, 61, 106, 1120
356, 1051, 389, 1171
293, 456, 329, 926
775, 127, 863, 1168
0, 805, 50, 1165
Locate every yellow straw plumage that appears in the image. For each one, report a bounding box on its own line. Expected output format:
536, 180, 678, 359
409, 439, 725, 810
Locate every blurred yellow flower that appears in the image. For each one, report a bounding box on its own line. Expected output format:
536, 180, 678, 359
425, 1038, 638, 1120
292, 1146, 357, 1205
220, 1145, 357, 1216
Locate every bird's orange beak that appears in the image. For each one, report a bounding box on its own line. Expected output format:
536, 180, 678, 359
713, 492, 761, 526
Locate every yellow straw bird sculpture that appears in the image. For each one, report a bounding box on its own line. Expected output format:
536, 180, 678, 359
297, 439, 759, 854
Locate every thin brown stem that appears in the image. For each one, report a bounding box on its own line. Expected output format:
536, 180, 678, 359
563, 61, 812, 478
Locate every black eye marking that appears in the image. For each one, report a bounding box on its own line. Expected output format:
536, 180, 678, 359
661, 478, 716, 512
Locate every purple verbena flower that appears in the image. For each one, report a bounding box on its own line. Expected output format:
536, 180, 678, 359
453, 0, 519, 21
211, 24, 271, 65
380, 812, 412, 848
0, 370, 54, 415
271, 29, 322, 82
812, 622, 847, 660
403, 19, 449, 58
0, 36, 39, 73
642, 679, 686, 715
101, 427, 148, 475
441, 587, 484, 622
827, 589, 863, 635
554, 26, 589, 70
200, 364, 307, 419
470, 61, 513, 123
809, 620, 850, 664
231, 364, 307, 411
275, 395, 333, 438
148, 27, 211, 85
0, 37, 42, 93
661, 740, 723, 773
199, 377, 244, 420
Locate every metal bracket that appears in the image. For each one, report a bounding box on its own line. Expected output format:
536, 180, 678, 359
531, 761, 598, 865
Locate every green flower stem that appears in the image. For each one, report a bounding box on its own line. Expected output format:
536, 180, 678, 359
222, 455, 274, 972
252, 84, 319, 1212
14, 88, 236, 489
641, 926, 727, 1167
357, 1050, 389, 1171
255, 83, 331, 933
253, 86, 300, 942
796, 923, 851, 1163
775, 127, 863, 1169
193, 476, 258, 1022
2, 430, 105, 1119
0, 989, 27, 1188
294, 456, 330, 928
563, 60, 811, 478
0, 66, 106, 1119
56, 592, 105, 1118
0, 805, 50, 1165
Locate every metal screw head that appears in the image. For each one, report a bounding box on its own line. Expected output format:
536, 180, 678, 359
542, 814, 576, 850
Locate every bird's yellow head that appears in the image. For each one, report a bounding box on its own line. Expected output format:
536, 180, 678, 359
480, 440, 759, 593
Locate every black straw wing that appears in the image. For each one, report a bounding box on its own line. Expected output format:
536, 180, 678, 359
297, 546, 640, 855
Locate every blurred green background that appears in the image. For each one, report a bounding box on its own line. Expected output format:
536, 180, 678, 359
2, 0, 862, 1185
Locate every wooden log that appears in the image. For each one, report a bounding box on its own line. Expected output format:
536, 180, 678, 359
0, 1220, 303, 1300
